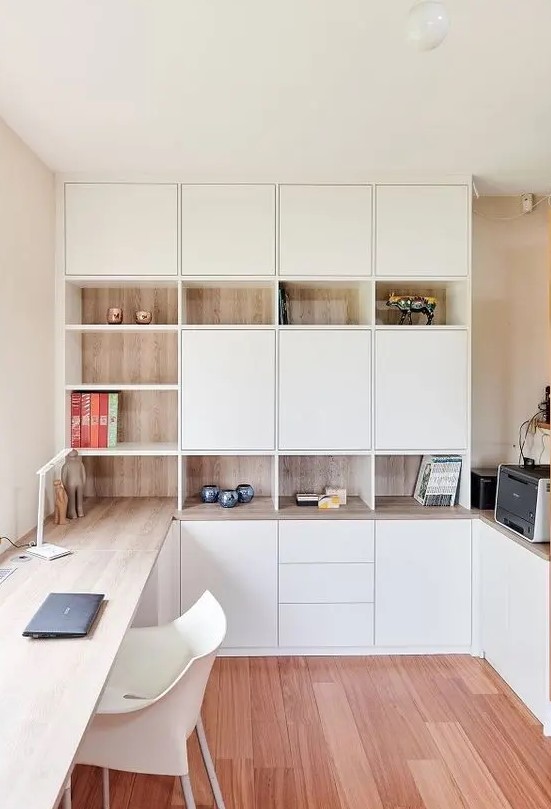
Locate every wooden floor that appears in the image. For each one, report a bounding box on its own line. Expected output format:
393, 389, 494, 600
72, 655, 551, 809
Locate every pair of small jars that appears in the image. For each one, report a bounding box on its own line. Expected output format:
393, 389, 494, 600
201, 484, 254, 508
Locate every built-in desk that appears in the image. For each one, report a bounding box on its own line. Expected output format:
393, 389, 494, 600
0, 498, 174, 809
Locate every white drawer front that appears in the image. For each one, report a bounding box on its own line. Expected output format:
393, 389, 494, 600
279, 520, 374, 563
279, 563, 374, 604
280, 603, 374, 647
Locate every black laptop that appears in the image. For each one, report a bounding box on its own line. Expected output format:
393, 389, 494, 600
23, 592, 105, 638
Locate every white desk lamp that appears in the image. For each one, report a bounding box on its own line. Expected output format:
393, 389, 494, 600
28, 448, 73, 560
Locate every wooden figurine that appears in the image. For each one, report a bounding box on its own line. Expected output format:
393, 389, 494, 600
386, 292, 437, 325
53, 479, 68, 525
61, 449, 87, 519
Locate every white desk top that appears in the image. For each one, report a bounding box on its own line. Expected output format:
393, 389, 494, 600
0, 498, 174, 809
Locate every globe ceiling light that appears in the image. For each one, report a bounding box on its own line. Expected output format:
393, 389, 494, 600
406, 1, 450, 51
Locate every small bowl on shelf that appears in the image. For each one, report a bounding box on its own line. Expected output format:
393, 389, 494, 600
236, 483, 254, 504
200, 485, 220, 504
219, 489, 239, 508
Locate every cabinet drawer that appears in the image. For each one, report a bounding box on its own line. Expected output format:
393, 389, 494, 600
279, 603, 374, 647
279, 520, 374, 563
279, 563, 374, 603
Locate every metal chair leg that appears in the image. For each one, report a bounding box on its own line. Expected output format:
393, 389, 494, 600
196, 716, 226, 809
102, 767, 110, 809
180, 774, 197, 809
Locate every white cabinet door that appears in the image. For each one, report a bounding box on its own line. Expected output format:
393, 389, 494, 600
279, 603, 374, 647
279, 520, 374, 563
375, 520, 472, 647
279, 563, 375, 603
479, 521, 508, 674
375, 185, 469, 277
65, 183, 178, 276
180, 521, 278, 648
182, 330, 275, 450
375, 330, 468, 450
279, 185, 372, 276
279, 330, 371, 450
133, 522, 181, 627
181, 185, 276, 275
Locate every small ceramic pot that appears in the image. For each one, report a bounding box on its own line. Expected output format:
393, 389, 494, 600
219, 489, 239, 508
135, 310, 152, 325
236, 483, 254, 503
201, 485, 220, 504
106, 307, 123, 325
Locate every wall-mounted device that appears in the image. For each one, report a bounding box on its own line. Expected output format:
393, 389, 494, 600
471, 468, 498, 510
495, 464, 550, 543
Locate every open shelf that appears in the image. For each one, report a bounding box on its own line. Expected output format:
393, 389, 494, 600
183, 280, 274, 325
83, 455, 178, 498
279, 281, 370, 326
279, 455, 371, 508
66, 324, 179, 332
374, 454, 468, 509
375, 280, 468, 326
78, 442, 179, 456
182, 454, 276, 511
65, 384, 178, 391
66, 281, 178, 326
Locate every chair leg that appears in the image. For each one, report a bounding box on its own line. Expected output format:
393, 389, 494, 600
102, 767, 110, 809
196, 716, 226, 809
180, 774, 197, 809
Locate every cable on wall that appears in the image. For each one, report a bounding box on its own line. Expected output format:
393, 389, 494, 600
474, 193, 551, 222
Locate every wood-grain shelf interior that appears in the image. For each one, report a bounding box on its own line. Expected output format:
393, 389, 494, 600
66, 282, 178, 326
182, 454, 276, 506
279, 281, 370, 326
375, 280, 468, 326
375, 454, 469, 509
83, 456, 178, 498
279, 455, 371, 506
183, 281, 274, 325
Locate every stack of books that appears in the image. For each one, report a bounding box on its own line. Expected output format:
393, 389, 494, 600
413, 454, 462, 506
71, 392, 119, 449
278, 285, 290, 325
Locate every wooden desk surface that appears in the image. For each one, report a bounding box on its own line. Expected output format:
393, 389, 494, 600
0, 498, 174, 809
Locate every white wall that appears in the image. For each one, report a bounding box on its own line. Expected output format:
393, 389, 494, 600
0, 117, 55, 539
472, 196, 549, 467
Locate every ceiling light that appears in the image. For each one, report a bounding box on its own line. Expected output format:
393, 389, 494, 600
406, 1, 449, 51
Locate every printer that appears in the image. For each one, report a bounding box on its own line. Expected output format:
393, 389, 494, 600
495, 464, 550, 543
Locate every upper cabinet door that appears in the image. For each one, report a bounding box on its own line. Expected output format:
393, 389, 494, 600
65, 183, 178, 276
279, 329, 371, 450
181, 185, 276, 275
182, 329, 275, 451
279, 185, 372, 276
375, 330, 468, 450
375, 185, 469, 277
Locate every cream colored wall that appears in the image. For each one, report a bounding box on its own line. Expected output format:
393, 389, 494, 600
472, 196, 549, 468
0, 117, 55, 539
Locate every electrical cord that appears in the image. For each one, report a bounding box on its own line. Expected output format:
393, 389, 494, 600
0, 535, 35, 549
518, 402, 548, 465
474, 194, 551, 222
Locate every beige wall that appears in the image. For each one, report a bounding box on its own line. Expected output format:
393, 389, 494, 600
472, 196, 549, 468
0, 118, 55, 539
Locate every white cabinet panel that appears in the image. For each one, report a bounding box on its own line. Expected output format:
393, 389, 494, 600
279, 185, 372, 276
65, 183, 178, 276
181, 185, 276, 275
375, 520, 471, 647
279, 330, 371, 450
375, 185, 469, 277
133, 522, 181, 627
182, 330, 275, 450
279, 520, 374, 563
375, 330, 468, 450
180, 521, 278, 648
279, 563, 374, 603
280, 603, 374, 647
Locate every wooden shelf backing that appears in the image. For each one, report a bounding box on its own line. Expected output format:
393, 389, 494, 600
76, 285, 178, 326
278, 454, 371, 503
277, 495, 371, 518
184, 284, 274, 325
375, 455, 422, 497
375, 280, 467, 326
83, 456, 178, 498
280, 281, 369, 326
183, 455, 275, 501
80, 332, 178, 385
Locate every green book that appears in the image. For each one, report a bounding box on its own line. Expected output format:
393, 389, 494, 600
107, 392, 119, 448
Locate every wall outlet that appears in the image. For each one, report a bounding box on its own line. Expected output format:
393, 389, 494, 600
521, 193, 534, 214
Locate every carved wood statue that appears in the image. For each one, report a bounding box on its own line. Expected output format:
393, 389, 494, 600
53, 479, 69, 525
61, 450, 87, 519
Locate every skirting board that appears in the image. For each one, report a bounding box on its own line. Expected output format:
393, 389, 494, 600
218, 645, 474, 657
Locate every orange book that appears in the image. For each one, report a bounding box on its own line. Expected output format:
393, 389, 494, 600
80, 393, 91, 448
98, 393, 109, 448
70, 392, 81, 448
90, 393, 100, 448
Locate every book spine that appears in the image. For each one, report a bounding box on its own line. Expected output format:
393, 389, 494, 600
108, 393, 119, 448
90, 393, 100, 449
98, 393, 109, 448
70, 392, 81, 448
80, 393, 91, 448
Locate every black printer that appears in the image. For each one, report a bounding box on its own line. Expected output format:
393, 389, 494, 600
495, 464, 550, 543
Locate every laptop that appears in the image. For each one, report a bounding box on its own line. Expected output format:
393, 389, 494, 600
23, 592, 105, 639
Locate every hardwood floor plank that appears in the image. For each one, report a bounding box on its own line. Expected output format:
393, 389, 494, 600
279, 656, 320, 725
408, 759, 468, 809
215, 758, 255, 809
313, 681, 384, 809
392, 655, 457, 723
250, 657, 292, 767
427, 721, 513, 809
287, 722, 344, 809
448, 656, 499, 695
130, 773, 174, 808
216, 658, 253, 760
306, 656, 340, 683
254, 768, 300, 809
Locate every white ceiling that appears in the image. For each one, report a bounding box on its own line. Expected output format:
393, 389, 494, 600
0, 0, 550, 192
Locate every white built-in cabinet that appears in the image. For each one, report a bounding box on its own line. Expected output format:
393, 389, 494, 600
64, 183, 179, 276
133, 521, 181, 627
181, 330, 276, 451
278, 330, 371, 450
375, 330, 469, 450
180, 521, 278, 648
375, 185, 469, 277
375, 520, 472, 647
279, 184, 372, 275
479, 520, 549, 724
181, 184, 276, 275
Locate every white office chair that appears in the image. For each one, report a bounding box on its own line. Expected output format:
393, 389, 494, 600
75, 591, 227, 809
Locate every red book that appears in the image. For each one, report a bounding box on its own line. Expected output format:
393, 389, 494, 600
90, 393, 100, 449
70, 392, 81, 448
98, 393, 109, 448
81, 393, 91, 448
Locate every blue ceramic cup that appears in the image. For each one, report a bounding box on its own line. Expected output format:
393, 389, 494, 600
219, 489, 239, 508
236, 483, 255, 503
201, 485, 220, 504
